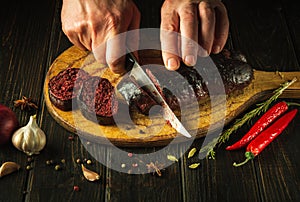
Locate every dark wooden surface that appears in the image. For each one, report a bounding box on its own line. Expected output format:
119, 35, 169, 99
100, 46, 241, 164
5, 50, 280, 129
1, 0, 300, 201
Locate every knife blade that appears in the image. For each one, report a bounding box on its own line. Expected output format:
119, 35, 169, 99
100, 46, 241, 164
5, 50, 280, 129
126, 49, 192, 138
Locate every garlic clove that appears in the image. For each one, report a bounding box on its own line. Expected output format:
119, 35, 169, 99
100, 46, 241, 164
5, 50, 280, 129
12, 115, 46, 156
0, 161, 20, 178
81, 164, 100, 182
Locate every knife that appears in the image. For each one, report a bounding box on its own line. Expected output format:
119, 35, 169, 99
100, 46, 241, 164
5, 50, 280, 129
126, 49, 192, 138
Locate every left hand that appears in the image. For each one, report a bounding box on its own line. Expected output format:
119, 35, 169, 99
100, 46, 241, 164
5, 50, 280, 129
160, 0, 229, 70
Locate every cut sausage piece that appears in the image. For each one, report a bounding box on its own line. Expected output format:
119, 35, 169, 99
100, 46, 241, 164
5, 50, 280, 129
78, 76, 118, 125
48, 67, 90, 111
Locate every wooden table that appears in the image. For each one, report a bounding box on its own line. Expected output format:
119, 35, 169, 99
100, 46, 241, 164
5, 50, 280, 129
1, 0, 299, 201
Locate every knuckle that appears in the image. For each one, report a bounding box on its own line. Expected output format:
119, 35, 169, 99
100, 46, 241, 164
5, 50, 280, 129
161, 1, 173, 13
62, 26, 72, 36
74, 22, 88, 33
199, 2, 214, 15
161, 13, 179, 31
185, 40, 198, 49
163, 23, 178, 32
103, 13, 122, 31
179, 6, 197, 22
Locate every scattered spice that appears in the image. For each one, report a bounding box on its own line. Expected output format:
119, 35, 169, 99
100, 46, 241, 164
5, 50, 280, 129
127, 153, 133, 158
46, 160, 54, 165
81, 164, 100, 182
73, 185, 80, 192
26, 165, 32, 170
76, 159, 81, 164
14, 96, 38, 111
27, 157, 34, 163
188, 163, 200, 169
86, 160, 92, 165
188, 148, 197, 158
54, 165, 61, 171
121, 163, 126, 168
0, 162, 20, 177
167, 155, 178, 162
61, 159, 66, 164
233, 109, 298, 167
132, 163, 138, 168
146, 161, 164, 177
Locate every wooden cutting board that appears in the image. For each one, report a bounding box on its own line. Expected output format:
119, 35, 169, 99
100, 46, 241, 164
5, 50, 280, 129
43, 46, 300, 147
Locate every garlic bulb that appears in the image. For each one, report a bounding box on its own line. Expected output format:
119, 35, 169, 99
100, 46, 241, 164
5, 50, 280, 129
12, 115, 46, 156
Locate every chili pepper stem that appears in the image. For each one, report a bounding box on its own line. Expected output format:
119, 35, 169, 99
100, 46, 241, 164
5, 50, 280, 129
233, 152, 255, 167
286, 102, 300, 107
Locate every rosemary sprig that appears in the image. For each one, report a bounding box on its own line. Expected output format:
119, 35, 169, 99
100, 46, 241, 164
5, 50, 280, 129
201, 77, 297, 159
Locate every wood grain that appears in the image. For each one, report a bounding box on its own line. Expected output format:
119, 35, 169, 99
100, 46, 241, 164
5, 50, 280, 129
0, 1, 58, 201
43, 46, 300, 147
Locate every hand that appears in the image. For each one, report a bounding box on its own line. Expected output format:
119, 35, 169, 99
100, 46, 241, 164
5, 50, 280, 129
160, 0, 229, 70
61, 0, 140, 74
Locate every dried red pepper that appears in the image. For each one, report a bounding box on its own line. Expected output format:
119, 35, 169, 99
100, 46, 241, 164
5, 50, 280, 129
233, 109, 298, 167
226, 101, 289, 150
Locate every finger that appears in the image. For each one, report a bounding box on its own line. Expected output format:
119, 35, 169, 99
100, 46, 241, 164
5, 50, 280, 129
127, 4, 141, 61
178, 3, 198, 66
160, 4, 181, 71
65, 31, 87, 51
92, 41, 107, 65
106, 28, 127, 74
78, 33, 92, 51
211, 3, 229, 53
198, 1, 216, 55
74, 23, 92, 51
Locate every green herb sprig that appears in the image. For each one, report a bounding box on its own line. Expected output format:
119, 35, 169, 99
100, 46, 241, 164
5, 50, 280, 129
200, 77, 297, 159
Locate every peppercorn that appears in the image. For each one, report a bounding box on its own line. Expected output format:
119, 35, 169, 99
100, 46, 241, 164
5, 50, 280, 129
54, 165, 61, 171
46, 160, 54, 165
73, 186, 80, 192
27, 157, 33, 163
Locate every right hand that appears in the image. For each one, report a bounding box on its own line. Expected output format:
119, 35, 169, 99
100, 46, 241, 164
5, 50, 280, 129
160, 0, 229, 70
61, 0, 141, 74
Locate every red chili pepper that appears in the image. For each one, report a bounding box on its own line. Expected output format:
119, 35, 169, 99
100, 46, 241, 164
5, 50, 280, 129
233, 109, 298, 167
226, 101, 289, 150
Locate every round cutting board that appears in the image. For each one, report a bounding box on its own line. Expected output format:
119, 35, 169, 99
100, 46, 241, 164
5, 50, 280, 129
44, 46, 300, 147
